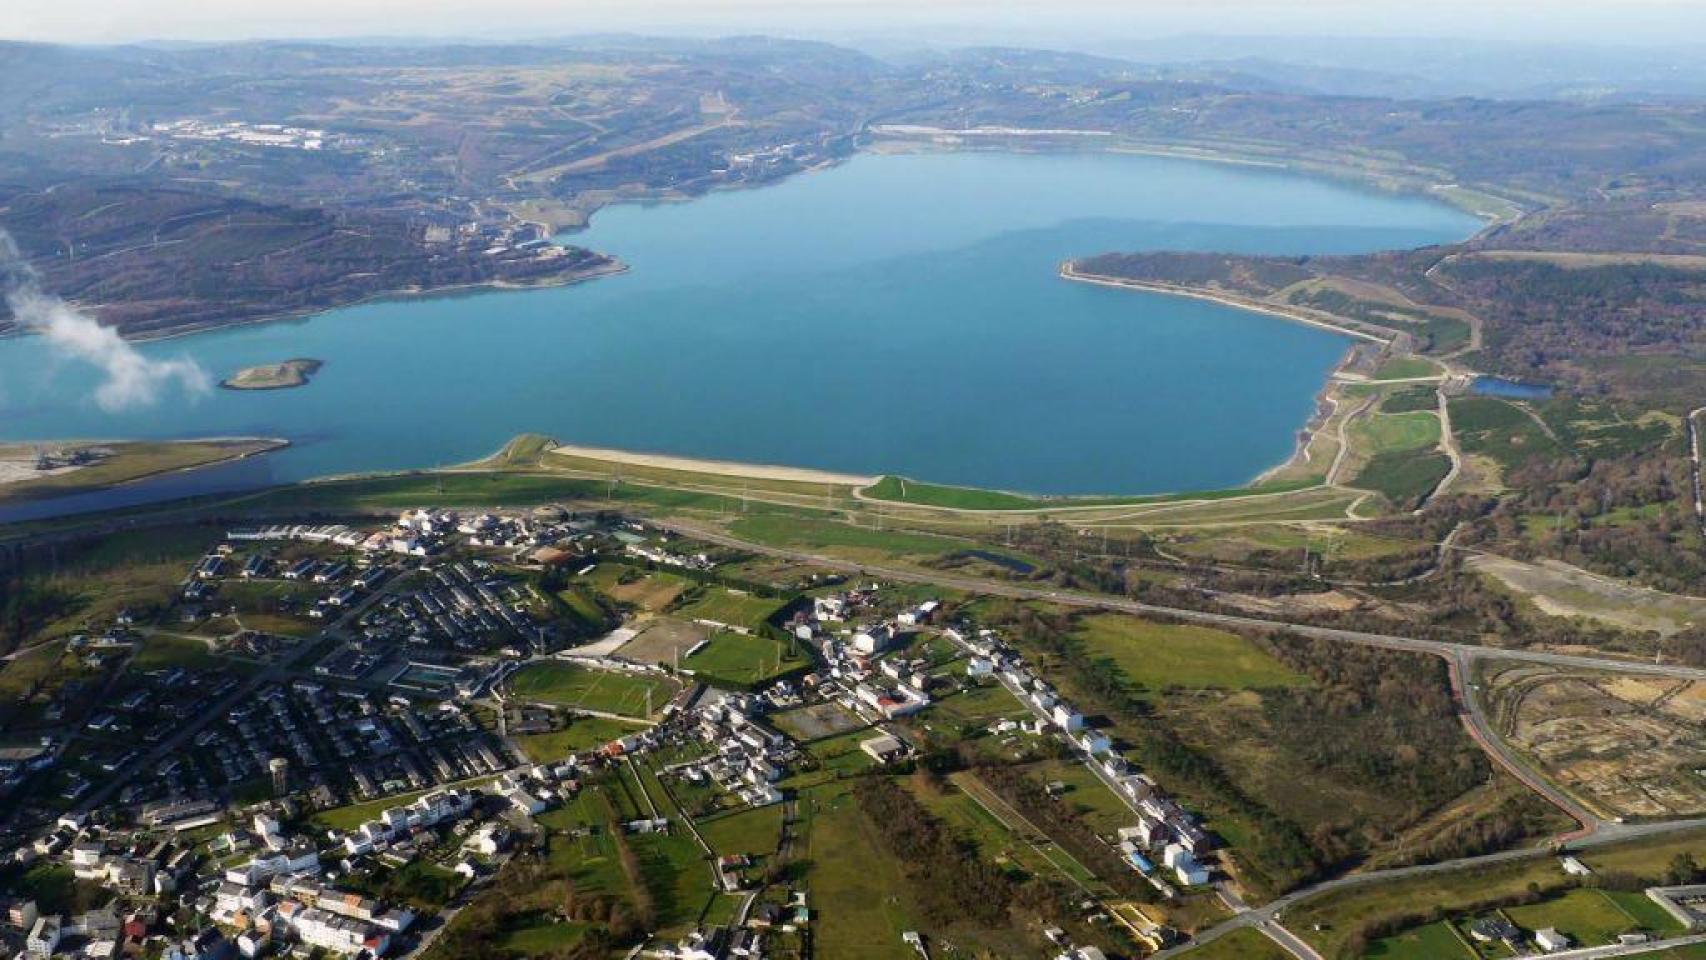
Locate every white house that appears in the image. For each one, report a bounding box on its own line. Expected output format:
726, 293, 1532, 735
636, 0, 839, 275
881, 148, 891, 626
1535, 928, 1571, 953
1051, 704, 1085, 732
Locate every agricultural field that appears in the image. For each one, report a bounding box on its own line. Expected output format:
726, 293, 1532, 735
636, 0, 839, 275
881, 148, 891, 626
506, 661, 679, 718
680, 630, 804, 688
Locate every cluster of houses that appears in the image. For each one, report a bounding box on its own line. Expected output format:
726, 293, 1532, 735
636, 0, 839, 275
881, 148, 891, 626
621, 539, 716, 571
792, 594, 940, 721
950, 625, 1214, 892
210, 815, 415, 957
666, 694, 795, 809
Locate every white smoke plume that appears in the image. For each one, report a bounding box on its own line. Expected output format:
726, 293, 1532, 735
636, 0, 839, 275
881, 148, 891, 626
0, 227, 209, 411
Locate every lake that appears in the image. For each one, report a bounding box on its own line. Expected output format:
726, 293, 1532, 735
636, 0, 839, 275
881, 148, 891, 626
0, 150, 1478, 518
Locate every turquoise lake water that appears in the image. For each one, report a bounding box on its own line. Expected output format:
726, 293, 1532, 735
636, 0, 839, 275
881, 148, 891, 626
0, 151, 1478, 518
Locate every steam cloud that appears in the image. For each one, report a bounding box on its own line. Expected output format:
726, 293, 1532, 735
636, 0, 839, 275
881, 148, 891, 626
0, 227, 209, 411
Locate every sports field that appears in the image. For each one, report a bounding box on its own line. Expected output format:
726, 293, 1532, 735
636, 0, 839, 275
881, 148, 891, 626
507, 661, 679, 718
674, 587, 786, 630
682, 630, 802, 688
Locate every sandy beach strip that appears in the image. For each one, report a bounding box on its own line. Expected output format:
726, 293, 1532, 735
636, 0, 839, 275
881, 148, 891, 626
545, 442, 878, 487
1059, 262, 1396, 344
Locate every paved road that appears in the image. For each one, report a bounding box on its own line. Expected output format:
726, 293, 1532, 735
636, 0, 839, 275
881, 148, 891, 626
1151, 814, 1706, 958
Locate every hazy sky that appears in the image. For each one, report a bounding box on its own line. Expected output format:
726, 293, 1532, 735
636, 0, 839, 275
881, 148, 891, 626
4, 0, 1705, 47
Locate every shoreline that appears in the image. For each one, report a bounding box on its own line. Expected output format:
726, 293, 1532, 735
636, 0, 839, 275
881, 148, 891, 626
1059, 262, 1398, 344
0, 260, 629, 346
0, 436, 290, 506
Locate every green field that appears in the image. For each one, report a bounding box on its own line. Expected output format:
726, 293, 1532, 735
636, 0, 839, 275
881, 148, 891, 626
697, 803, 786, 859
681, 630, 802, 689
1370, 356, 1444, 381
1354, 410, 1442, 455
1184, 928, 1298, 960
796, 781, 917, 960
1379, 384, 1441, 414
1504, 888, 1682, 946
515, 716, 646, 762
1351, 450, 1452, 508
508, 661, 679, 718
1073, 615, 1307, 695
860, 474, 1318, 511
1288, 829, 1706, 958
726, 514, 966, 559
131, 633, 258, 673
1450, 396, 1564, 470
673, 588, 786, 630
1364, 920, 1475, 959
919, 681, 1030, 730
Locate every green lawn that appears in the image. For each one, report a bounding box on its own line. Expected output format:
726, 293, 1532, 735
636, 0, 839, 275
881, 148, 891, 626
508, 661, 678, 718
1184, 928, 1300, 960
1364, 920, 1475, 960
1073, 614, 1308, 695
1371, 356, 1444, 381
797, 781, 917, 960
921, 682, 1029, 729
1505, 888, 1681, 946
499, 921, 588, 954
131, 633, 258, 673
515, 716, 646, 762
727, 514, 964, 559
682, 630, 802, 689
1355, 410, 1442, 455
697, 803, 786, 859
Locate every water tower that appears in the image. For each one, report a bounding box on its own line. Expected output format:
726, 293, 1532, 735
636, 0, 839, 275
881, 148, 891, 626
269, 757, 290, 796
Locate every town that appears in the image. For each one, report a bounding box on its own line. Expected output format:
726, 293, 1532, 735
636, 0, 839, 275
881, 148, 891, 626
5, 501, 1706, 960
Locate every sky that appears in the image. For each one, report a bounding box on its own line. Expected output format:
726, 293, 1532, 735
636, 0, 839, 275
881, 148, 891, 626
4, 0, 1706, 48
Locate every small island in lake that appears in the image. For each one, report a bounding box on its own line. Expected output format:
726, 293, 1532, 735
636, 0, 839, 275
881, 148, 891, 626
222, 358, 323, 391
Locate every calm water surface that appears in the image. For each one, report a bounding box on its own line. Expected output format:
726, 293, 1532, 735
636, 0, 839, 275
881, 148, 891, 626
0, 151, 1478, 517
